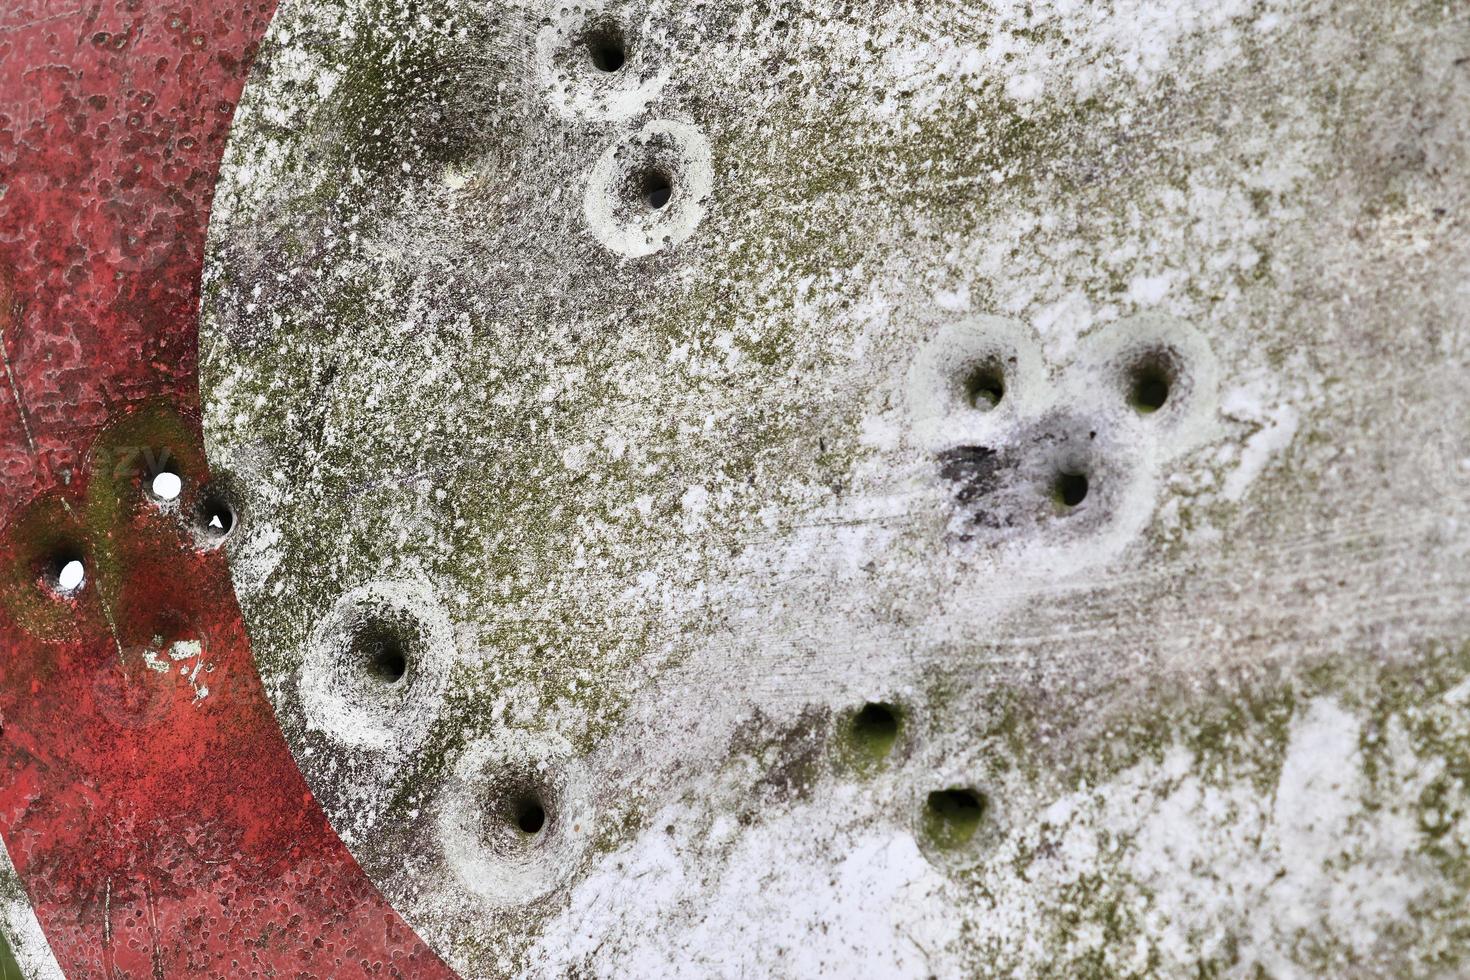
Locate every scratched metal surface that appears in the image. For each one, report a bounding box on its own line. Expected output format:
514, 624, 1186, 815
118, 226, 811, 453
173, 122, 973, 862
0, 2, 452, 976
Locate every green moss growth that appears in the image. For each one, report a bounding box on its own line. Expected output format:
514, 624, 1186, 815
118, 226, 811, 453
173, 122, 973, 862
327, 0, 476, 176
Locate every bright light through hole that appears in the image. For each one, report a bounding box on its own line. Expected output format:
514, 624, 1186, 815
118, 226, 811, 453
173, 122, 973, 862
152, 472, 182, 501
57, 560, 85, 593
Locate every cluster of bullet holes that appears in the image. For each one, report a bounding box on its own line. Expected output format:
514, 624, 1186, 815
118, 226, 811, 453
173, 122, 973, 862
35, 453, 239, 603
307, 583, 580, 904
909, 313, 1218, 548
550, 8, 712, 256
141, 452, 239, 549
585, 21, 677, 218
946, 333, 1177, 423
841, 701, 991, 855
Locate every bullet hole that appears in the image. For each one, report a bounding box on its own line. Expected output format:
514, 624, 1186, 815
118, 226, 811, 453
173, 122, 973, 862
962, 362, 1006, 410
150, 471, 182, 502
443, 749, 586, 904
586, 120, 712, 256
924, 787, 986, 850
371, 644, 408, 684
481, 776, 557, 846
640, 169, 673, 209
848, 702, 901, 764
514, 793, 547, 834
351, 618, 410, 685
1128, 356, 1173, 414
140, 448, 182, 502
49, 555, 86, 596
585, 26, 627, 72
196, 493, 236, 543
1053, 470, 1089, 509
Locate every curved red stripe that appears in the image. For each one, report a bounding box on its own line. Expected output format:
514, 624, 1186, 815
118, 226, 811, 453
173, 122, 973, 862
0, 2, 456, 976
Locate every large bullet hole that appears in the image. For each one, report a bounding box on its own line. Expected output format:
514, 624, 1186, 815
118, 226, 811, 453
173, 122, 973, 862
1128, 356, 1173, 414
962, 362, 1006, 410
1053, 470, 1089, 509
640, 169, 673, 209
350, 618, 410, 685
514, 793, 547, 834
848, 702, 901, 766
925, 787, 987, 850
585, 26, 627, 72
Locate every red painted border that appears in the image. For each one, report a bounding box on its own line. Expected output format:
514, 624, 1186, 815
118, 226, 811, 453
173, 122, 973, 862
0, 2, 455, 975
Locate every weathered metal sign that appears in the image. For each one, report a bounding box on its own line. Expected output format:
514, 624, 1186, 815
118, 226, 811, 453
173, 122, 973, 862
4, 0, 1470, 976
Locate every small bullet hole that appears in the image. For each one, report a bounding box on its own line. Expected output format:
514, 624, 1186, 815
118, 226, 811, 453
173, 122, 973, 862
640, 170, 673, 209
150, 471, 182, 502
586, 30, 626, 72
1054, 471, 1089, 508
925, 787, 986, 850
50, 557, 86, 595
962, 363, 1005, 410
198, 494, 236, 541
849, 702, 900, 763
1129, 361, 1172, 414
514, 794, 546, 834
